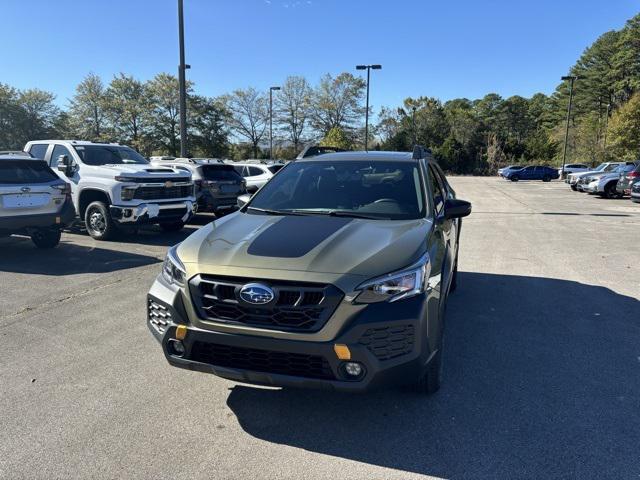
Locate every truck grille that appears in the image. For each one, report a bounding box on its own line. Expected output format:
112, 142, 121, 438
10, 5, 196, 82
359, 325, 415, 360
190, 275, 343, 332
190, 342, 335, 380
133, 184, 193, 200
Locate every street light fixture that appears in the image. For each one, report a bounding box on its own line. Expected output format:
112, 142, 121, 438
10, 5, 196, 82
356, 64, 382, 151
178, 0, 190, 158
560, 75, 578, 177
269, 86, 281, 160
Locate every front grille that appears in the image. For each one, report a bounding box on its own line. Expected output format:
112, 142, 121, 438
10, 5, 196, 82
359, 325, 415, 360
190, 275, 343, 332
190, 341, 335, 380
148, 298, 172, 334
133, 184, 193, 200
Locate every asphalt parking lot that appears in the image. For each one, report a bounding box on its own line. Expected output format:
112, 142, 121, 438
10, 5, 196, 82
1, 177, 639, 480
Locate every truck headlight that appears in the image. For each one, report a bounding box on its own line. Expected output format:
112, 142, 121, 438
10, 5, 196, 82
162, 245, 186, 286
355, 253, 431, 303
121, 186, 137, 201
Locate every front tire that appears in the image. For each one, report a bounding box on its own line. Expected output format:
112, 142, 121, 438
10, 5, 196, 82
511, 175, 519, 182
31, 228, 61, 248
543, 175, 551, 182
85, 201, 117, 240
570, 184, 578, 191
159, 221, 185, 232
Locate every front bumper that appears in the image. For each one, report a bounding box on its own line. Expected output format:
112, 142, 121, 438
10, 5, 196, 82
583, 182, 600, 193
0, 200, 75, 233
147, 278, 432, 392
110, 200, 195, 225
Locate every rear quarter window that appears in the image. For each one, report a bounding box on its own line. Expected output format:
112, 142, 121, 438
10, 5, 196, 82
0, 160, 59, 184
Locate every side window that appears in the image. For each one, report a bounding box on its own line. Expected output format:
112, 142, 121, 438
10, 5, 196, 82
432, 163, 453, 199
233, 166, 244, 176
50, 145, 74, 168
248, 167, 263, 177
427, 165, 445, 215
28, 144, 49, 160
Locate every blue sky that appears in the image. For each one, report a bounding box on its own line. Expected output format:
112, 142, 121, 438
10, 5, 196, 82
1, 0, 638, 111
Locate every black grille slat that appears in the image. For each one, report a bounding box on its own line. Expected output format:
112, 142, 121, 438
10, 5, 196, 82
190, 342, 334, 380
190, 275, 343, 333
359, 325, 415, 360
133, 185, 193, 200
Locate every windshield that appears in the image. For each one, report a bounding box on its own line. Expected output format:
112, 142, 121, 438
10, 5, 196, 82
247, 160, 426, 220
0, 160, 59, 184
74, 145, 149, 166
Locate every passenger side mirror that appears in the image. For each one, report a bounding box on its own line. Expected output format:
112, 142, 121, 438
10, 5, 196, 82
237, 193, 252, 208
444, 198, 472, 219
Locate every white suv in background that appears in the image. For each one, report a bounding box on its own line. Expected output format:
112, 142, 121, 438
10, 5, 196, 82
231, 161, 285, 193
23, 141, 196, 240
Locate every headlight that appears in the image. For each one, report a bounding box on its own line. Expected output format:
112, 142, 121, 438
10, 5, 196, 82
162, 245, 186, 286
121, 186, 137, 201
115, 175, 138, 182
355, 253, 431, 303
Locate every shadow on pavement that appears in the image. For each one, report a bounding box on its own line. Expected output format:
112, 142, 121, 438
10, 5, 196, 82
226, 272, 640, 479
0, 237, 161, 275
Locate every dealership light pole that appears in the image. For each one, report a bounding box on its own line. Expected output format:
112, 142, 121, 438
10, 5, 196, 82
269, 86, 281, 160
178, 0, 191, 157
560, 75, 577, 176
356, 64, 382, 151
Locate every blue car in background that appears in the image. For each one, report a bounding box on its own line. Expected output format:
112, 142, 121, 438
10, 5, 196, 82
503, 165, 560, 182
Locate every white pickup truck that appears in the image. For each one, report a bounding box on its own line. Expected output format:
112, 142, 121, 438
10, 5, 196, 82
23, 140, 196, 240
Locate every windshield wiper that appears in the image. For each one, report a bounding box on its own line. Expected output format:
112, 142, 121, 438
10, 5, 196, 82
246, 206, 306, 216
290, 209, 385, 220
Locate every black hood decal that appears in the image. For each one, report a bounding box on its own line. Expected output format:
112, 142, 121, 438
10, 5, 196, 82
247, 216, 353, 258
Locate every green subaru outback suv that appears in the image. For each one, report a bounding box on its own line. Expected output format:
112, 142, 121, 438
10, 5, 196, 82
147, 148, 471, 394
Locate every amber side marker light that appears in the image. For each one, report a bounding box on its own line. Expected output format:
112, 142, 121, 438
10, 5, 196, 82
334, 344, 351, 360
175, 325, 187, 340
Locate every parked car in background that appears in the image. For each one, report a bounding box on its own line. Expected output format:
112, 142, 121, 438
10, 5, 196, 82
498, 165, 521, 177
147, 147, 471, 394
567, 162, 624, 190
232, 161, 285, 193
0, 150, 33, 158
581, 162, 637, 197
150, 157, 246, 215
0, 154, 75, 248
24, 140, 196, 240
503, 165, 559, 182
558, 163, 589, 178
616, 162, 640, 197
631, 181, 640, 203
296, 145, 348, 159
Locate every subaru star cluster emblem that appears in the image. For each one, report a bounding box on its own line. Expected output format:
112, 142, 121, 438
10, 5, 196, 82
239, 283, 275, 305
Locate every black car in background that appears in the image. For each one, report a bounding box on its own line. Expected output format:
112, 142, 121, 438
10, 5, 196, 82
616, 163, 640, 196
631, 181, 640, 203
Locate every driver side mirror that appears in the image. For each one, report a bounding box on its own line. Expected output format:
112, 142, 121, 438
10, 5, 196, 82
56, 155, 75, 176
444, 198, 472, 219
237, 193, 252, 208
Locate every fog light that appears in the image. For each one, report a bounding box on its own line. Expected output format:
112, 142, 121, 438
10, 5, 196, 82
169, 339, 185, 356
343, 361, 363, 378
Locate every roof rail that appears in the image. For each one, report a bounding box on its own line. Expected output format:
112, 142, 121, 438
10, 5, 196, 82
412, 145, 431, 160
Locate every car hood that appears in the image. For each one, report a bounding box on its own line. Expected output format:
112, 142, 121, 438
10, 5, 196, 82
177, 212, 432, 278
87, 164, 191, 180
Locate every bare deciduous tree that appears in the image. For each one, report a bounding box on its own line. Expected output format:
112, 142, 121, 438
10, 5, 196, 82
274, 76, 311, 153
223, 87, 268, 158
